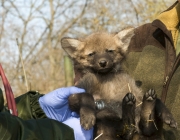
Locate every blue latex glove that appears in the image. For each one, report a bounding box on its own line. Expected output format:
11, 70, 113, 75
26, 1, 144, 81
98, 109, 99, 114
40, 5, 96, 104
63, 117, 93, 140
39, 86, 93, 140
39, 86, 85, 121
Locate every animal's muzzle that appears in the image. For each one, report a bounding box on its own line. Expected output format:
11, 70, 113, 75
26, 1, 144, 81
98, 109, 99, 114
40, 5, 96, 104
99, 60, 107, 68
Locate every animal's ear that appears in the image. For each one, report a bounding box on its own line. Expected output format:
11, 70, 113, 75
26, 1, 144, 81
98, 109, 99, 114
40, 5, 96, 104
114, 27, 134, 53
61, 37, 84, 58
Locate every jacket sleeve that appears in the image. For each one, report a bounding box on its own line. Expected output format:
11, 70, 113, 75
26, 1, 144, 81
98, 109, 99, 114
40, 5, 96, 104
14, 91, 47, 120
0, 90, 75, 140
0, 112, 75, 140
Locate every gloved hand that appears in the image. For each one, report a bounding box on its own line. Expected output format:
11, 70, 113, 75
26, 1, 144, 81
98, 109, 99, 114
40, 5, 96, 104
39, 86, 85, 121
39, 86, 93, 140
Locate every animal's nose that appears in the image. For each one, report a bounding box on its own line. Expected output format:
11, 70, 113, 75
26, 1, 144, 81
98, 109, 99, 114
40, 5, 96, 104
99, 60, 107, 67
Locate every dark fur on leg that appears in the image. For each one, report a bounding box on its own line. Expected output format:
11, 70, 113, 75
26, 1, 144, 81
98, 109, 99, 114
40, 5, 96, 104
122, 93, 137, 140
138, 89, 177, 140
94, 109, 124, 140
155, 99, 177, 129
68, 93, 96, 130
93, 93, 137, 140
139, 89, 158, 137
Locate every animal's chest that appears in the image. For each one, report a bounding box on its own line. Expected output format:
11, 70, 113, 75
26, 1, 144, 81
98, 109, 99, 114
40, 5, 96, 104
93, 74, 135, 102
78, 72, 142, 110
93, 77, 128, 118
93, 81, 114, 97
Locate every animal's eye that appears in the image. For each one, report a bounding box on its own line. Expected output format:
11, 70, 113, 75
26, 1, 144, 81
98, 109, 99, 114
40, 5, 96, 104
107, 49, 114, 53
88, 52, 95, 56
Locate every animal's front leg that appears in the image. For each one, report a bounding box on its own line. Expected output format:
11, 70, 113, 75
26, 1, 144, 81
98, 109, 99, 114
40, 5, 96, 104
122, 93, 137, 139
68, 93, 96, 130
80, 93, 96, 130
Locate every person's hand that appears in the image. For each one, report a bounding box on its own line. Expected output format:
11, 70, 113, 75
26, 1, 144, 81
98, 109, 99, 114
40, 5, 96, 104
39, 87, 94, 140
39, 86, 85, 121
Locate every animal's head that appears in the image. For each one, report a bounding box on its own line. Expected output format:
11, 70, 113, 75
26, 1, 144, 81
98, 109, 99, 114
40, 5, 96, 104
61, 28, 134, 74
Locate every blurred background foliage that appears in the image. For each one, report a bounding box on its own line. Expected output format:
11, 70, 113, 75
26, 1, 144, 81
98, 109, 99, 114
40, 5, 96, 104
0, 0, 174, 97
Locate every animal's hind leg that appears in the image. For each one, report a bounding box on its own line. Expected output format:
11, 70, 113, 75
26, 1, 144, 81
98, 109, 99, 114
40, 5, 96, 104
155, 98, 177, 128
122, 93, 137, 139
139, 89, 177, 139
139, 89, 157, 136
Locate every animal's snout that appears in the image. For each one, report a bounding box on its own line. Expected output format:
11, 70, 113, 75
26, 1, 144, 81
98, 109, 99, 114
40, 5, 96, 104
99, 60, 107, 67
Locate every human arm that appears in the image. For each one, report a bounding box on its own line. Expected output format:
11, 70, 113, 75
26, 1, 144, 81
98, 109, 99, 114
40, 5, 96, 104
0, 88, 75, 140
0, 112, 75, 140
4, 86, 93, 140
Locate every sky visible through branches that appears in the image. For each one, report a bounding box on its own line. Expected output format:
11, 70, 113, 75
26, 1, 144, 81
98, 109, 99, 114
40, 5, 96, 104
0, 0, 174, 95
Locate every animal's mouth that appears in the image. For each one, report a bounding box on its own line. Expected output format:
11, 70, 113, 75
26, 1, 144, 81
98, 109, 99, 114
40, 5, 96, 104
96, 67, 113, 73
91, 61, 114, 73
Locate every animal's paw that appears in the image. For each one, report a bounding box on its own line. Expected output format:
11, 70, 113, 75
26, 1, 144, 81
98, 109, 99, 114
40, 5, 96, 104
143, 89, 157, 102
80, 106, 96, 130
123, 92, 136, 105
161, 108, 177, 128
122, 93, 136, 126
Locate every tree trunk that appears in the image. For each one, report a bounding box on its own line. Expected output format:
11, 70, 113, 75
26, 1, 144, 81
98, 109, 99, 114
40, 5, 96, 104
64, 56, 73, 86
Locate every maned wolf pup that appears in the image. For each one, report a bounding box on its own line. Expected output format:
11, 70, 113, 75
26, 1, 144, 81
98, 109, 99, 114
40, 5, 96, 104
61, 28, 177, 140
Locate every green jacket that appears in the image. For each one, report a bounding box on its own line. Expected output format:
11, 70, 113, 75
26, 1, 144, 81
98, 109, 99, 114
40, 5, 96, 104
124, 2, 180, 139
0, 90, 75, 140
